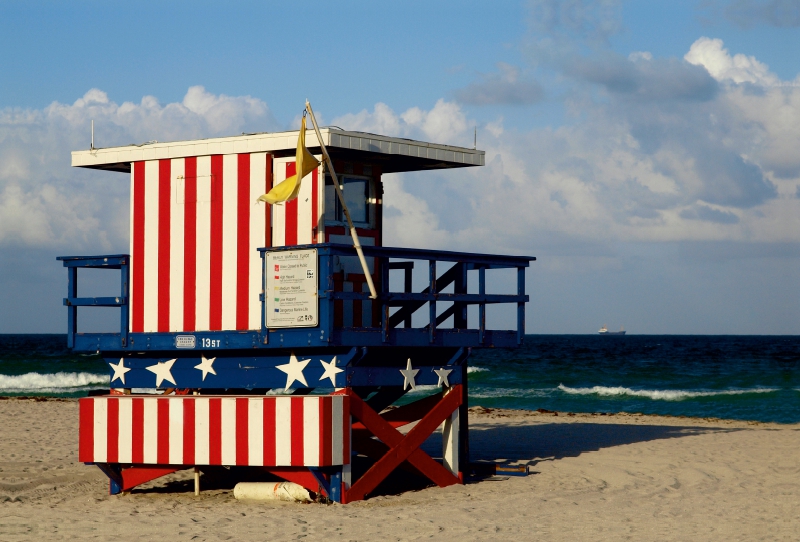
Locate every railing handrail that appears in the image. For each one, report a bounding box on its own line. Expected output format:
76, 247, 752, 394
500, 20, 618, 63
259, 243, 535, 268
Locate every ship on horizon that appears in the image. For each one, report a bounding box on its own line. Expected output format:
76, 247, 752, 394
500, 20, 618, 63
599, 325, 626, 335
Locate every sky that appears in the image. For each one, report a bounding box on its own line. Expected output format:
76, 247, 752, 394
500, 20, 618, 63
1, 0, 798, 335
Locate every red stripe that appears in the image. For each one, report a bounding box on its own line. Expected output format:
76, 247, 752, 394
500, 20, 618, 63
209, 155, 224, 330
209, 398, 222, 464
132, 398, 144, 464
290, 397, 304, 466
132, 162, 146, 332
236, 398, 249, 466
342, 396, 350, 463
183, 398, 195, 465
183, 157, 197, 331
107, 398, 119, 463
236, 154, 250, 330
263, 399, 276, 465
158, 160, 171, 332
265, 154, 273, 248
320, 397, 332, 466
284, 162, 297, 246
311, 168, 318, 243
78, 398, 94, 462
157, 398, 170, 464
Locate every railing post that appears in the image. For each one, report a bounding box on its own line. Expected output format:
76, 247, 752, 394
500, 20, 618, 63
429, 260, 436, 344
260, 250, 268, 345
67, 266, 78, 349
517, 266, 525, 345
403, 265, 413, 329
381, 255, 389, 343
120, 258, 129, 348
478, 266, 485, 345
455, 262, 467, 329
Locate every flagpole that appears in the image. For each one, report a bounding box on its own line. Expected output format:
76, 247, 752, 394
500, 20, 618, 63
305, 101, 378, 300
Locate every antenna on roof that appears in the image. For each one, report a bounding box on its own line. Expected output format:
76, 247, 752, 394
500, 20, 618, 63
90, 120, 94, 150
474, 125, 477, 150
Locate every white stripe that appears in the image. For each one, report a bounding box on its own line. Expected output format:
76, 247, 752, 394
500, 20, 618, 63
331, 395, 343, 465
220, 398, 237, 465
129, 169, 136, 332
271, 158, 287, 247
275, 397, 291, 465
303, 397, 320, 466
118, 398, 132, 463
142, 398, 158, 464
143, 160, 160, 332
93, 399, 107, 463
248, 398, 264, 466
168, 398, 184, 465
221, 155, 239, 331
195, 398, 210, 464
169, 158, 185, 332
195, 156, 212, 331
296, 169, 313, 245
249, 153, 267, 330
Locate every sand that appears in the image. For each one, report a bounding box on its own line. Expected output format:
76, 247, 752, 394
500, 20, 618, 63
1, 398, 798, 541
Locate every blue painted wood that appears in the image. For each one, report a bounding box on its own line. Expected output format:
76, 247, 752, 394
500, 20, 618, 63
328, 470, 342, 503
345, 366, 463, 387
58, 244, 534, 354
104, 348, 361, 389
64, 296, 126, 307
67, 267, 77, 349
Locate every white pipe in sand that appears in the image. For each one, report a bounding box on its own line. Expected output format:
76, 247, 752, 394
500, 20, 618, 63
233, 482, 314, 503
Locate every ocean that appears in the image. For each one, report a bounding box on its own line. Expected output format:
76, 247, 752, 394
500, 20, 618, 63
1, 334, 798, 423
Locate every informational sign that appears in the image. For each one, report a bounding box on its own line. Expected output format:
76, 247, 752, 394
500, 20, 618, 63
265, 249, 318, 328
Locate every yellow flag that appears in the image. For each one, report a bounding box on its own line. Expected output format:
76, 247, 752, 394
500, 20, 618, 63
257, 115, 321, 205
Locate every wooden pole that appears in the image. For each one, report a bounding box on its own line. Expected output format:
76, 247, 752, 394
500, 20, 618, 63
305, 101, 378, 299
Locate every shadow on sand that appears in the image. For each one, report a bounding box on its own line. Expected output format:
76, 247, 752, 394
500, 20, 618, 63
465, 419, 741, 465
138, 418, 742, 499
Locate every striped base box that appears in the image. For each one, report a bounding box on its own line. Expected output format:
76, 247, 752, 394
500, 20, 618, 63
79, 395, 350, 467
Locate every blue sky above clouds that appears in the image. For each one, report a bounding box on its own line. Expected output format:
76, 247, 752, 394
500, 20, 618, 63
1, 0, 798, 334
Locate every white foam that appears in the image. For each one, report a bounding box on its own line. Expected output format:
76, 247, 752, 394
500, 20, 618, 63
0, 372, 109, 392
467, 367, 488, 374
470, 388, 552, 399
557, 384, 779, 401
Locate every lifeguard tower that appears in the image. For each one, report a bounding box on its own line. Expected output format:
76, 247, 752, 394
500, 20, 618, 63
59, 110, 534, 503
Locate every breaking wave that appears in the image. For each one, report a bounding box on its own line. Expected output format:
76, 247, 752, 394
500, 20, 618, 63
467, 367, 488, 373
0, 372, 108, 393
557, 384, 779, 401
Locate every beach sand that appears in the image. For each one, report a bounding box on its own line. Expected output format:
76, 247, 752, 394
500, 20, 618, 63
1, 398, 798, 540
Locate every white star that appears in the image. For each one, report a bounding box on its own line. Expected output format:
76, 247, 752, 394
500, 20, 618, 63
194, 354, 217, 381
109, 358, 131, 385
276, 352, 311, 390
434, 368, 453, 388
145, 358, 177, 387
399, 359, 419, 391
319, 356, 344, 387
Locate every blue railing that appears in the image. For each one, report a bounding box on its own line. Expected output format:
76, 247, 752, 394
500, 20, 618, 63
58, 244, 534, 351
56, 254, 129, 349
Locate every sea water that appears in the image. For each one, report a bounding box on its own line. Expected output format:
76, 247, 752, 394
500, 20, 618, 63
1, 334, 798, 423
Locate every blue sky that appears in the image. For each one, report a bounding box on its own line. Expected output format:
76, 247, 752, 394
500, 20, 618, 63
1, 0, 799, 334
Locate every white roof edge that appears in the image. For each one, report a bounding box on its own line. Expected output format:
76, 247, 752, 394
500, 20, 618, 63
71, 128, 485, 169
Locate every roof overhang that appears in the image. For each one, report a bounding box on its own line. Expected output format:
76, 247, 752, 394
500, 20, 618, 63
71, 128, 484, 174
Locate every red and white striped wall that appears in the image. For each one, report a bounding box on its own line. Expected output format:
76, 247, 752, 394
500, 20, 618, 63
130, 154, 270, 333
271, 156, 324, 248
79, 395, 350, 467
130, 154, 325, 334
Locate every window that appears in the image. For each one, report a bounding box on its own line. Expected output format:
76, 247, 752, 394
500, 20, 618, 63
325, 175, 370, 225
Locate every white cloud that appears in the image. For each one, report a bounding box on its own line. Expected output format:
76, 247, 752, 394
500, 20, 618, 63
0, 87, 279, 250
685, 37, 781, 86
